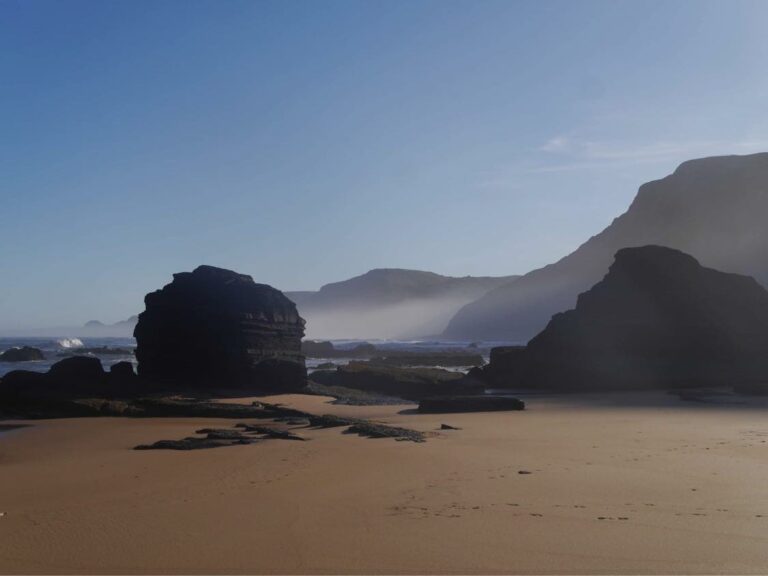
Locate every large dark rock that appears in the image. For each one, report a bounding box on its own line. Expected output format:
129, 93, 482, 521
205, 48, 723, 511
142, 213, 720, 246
134, 265, 306, 391
482, 246, 768, 391
0, 346, 44, 362
48, 356, 105, 383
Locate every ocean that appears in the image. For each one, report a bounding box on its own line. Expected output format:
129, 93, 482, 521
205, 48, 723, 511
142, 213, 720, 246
0, 336, 136, 378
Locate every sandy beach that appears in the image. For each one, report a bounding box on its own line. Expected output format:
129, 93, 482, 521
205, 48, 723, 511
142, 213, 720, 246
1, 392, 768, 574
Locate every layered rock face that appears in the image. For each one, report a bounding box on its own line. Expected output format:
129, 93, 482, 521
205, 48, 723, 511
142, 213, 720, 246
134, 265, 306, 391
445, 153, 768, 341
481, 246, 768, 391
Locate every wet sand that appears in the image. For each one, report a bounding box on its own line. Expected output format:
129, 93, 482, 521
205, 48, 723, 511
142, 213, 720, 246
1, 392, 768, 574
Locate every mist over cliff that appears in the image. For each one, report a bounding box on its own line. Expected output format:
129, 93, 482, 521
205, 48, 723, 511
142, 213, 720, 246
444, 153, 768, 342
287, 269, 518, 339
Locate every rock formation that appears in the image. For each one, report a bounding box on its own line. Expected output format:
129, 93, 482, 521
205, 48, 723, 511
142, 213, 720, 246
134, 265, 306, 391
445, 153, 768, 341
478, 246, 768, 391
80, 315, 138, 337
0, 356, 144, 406
0, 346, 44, 362
310, 362, 483, 401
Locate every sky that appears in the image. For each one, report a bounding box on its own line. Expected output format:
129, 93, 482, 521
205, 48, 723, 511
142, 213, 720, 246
2, 0, 768, 330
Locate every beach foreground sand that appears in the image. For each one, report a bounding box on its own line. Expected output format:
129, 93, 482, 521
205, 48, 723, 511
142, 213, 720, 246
1, 392, 768, 574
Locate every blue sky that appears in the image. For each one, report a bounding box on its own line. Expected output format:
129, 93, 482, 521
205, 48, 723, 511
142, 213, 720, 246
2, 0, 768, 329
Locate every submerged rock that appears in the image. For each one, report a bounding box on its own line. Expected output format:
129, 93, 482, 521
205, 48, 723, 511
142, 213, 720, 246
134, 265, 306, 392
0, 346, 44, 362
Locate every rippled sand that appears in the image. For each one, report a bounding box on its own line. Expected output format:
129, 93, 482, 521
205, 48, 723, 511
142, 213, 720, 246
1, 392, 768, 574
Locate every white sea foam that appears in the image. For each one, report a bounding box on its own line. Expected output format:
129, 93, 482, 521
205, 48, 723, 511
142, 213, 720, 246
56, 338, 84, 349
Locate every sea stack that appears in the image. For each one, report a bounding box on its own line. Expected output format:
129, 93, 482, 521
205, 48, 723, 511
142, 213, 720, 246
134, 265, 307, 391
482, 246, 768, 392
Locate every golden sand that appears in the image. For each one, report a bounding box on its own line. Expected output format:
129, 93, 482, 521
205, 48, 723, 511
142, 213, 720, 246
1, 392, 768, 574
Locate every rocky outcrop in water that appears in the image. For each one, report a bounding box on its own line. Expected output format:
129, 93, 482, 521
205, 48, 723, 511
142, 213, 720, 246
477, 246, 768, 391
0, 346, 44, 362
134, 265, 306, 392
301, 340, 377, 358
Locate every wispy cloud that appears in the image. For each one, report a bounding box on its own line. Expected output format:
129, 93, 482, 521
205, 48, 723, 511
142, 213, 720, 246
532, 137, 768, 172
475, 137, 768, 189
538, 135, 571, 153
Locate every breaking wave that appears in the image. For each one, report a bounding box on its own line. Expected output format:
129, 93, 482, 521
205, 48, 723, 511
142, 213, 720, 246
56, 338, 84, 349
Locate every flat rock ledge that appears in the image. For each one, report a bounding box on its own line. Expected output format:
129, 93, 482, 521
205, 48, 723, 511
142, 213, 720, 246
418, 395, 525, 413
135, 424, 307, 450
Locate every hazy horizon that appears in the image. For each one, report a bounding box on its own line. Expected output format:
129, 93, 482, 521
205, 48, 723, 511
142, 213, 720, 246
4, 0, 768, 330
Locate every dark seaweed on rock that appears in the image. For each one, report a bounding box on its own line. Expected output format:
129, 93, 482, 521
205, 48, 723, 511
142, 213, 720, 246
345, 422, 426, 442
